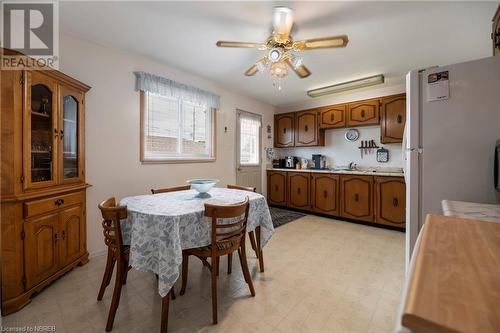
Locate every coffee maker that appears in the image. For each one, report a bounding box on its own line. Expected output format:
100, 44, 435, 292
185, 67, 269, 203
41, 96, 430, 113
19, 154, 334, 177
284, 156, 298, 169
312, 154, 326, 169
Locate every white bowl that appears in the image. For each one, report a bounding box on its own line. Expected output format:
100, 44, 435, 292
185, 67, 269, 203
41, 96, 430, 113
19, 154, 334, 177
186, 179, 219, 197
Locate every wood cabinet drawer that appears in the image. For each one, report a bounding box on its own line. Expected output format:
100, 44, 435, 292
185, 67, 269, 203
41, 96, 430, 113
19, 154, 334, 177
24, 191, 85, 218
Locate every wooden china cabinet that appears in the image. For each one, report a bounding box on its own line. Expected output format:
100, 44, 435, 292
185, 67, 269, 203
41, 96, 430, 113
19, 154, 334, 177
1, 51, 90, 315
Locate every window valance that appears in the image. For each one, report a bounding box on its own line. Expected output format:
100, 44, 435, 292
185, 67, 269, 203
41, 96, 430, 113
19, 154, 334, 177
134, 71, 220, 109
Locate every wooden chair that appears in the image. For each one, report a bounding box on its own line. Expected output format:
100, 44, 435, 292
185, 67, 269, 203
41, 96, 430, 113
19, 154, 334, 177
97, 197, 131, 332
180, 197, 255, 324
151, 185, 191, 194
226, 185, 264, 273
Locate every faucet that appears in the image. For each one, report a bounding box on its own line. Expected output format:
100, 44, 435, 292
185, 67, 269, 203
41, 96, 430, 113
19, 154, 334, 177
348, 162, 357, 170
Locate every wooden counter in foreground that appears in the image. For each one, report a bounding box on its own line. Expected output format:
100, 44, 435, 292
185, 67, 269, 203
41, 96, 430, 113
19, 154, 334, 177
402, 214, 500, 333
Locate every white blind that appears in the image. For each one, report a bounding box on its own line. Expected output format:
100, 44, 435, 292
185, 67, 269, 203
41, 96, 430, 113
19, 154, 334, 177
239, 113, 261, 165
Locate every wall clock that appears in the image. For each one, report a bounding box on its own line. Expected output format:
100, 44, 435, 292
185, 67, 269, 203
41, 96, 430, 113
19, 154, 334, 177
345, 129, 359, 142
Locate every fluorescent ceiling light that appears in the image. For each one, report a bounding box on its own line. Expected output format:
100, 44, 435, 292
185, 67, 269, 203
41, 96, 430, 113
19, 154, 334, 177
307, 74, 385, 98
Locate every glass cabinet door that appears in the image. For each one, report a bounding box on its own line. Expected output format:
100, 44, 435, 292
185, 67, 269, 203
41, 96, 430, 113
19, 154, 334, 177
25, 72, 58, 189
59, 86, 83, 183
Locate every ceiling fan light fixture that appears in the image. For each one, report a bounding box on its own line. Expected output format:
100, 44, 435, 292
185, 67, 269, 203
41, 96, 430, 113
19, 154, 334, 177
270, 62, 288, 78
272, 7, 294, 39
268, 48, 283, 62
307, 74, 385, 97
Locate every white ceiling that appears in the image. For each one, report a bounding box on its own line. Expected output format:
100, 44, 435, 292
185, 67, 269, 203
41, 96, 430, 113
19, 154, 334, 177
60, 1, 496, 107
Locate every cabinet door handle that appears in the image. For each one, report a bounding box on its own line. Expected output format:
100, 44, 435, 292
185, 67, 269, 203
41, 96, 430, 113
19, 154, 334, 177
495, 28, 500, 48
361, 110, 365, 118
323, 190, 328, 198
54, 128, 58, 138
275, 185, 278, 191
62, 230, 66, 240
330, 114, 334, 122
354, 193, 359, 202
283, 128, 286, 134
397, 115, 403, 124
304, 125, 308, 132
393, 197, 399, 207
60, 129, 64, 139
297, 187, 301, 195
54, 233, 58, 243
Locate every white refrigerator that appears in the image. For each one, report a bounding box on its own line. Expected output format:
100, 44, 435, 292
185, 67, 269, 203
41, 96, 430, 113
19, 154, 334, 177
404, 56, 500, 269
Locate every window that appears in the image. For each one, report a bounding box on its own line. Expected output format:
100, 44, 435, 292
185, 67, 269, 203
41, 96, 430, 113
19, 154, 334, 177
238, 111, 261, 166
141, 91, 215, 162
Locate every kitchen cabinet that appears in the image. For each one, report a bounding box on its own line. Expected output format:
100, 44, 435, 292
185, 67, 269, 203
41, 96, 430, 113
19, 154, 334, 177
347, 98, 380, 127
295, 109, 324, 147
274, 113, 295, 147
1, 53, 90, 315
267, 171, 287, 205
340, 175, 374, 222
319, 104, 346, 129
287, 172, 311, 209
311, 173, 339, 216
375, 177, 406, 227
493, 4, 500, 56
380, 94, 406, 143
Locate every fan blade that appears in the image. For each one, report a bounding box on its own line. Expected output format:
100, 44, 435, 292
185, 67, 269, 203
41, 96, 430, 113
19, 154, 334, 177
272, 6, 294, 40
244, 64, 259, 76
284, 57, 311, 78
292, 35, 349, 51
216, 41, 267, 49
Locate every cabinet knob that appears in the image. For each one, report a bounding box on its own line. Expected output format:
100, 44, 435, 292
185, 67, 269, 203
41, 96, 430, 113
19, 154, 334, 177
397, 115, 403, 124
304, 125, 308, 132
60, 129, 64, 139
283, 128, 286, 134
62, 230, 66, 240
494, 28, 500, 48
54, 128, 58, 138
354, 193, 359, 202
393, 197, 399, 207
54, 233, 58, 243
275, 185, 278, 191
323, 190, 328, 198
361, 110, 365, 118
297, 187, 301, 195
330, 114, 334, 122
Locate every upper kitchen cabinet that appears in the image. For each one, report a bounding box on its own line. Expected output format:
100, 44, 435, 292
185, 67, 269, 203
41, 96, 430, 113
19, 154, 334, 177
380, 94, 406, 143
295, 109, 325, 147
347, 98, 380, 127
493, 4, 500, 56
274, 113, 295, 147
319, 104, 346, 129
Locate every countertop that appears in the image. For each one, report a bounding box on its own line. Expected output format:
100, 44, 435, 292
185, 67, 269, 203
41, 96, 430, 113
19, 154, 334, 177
401, 214, 500, 333
442, 200, 500, 223
267, 167, 405, 178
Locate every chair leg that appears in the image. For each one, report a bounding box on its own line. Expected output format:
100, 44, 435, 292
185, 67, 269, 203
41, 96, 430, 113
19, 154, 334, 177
160, 289, 171, 333
239, 245, 255, 297
122, 260, 130, 285
227, 253, 232, 274
248, 231, 259, 258
170, 287, 176, 300
105, 259, 124, 332
97, 249, 115, 301
237, 249, 248, 283
216, 257, 220, 276
255, 226, 264, 273
180, 253, 189, 295
211, 256, 218, 324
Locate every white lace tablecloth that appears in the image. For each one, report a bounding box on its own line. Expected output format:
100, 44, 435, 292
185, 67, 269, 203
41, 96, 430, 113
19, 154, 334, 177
119, 188, 274, 297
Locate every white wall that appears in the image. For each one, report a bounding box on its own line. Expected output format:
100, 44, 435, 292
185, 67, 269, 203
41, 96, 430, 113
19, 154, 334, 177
276, 84, 406, 168
59, 34, 276, 256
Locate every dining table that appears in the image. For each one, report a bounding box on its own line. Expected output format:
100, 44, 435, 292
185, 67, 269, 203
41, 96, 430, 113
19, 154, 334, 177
119, 187, 274, 331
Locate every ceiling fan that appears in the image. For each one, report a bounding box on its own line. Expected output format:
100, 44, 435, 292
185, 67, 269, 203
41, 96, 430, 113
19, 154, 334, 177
216, 6, 348, 89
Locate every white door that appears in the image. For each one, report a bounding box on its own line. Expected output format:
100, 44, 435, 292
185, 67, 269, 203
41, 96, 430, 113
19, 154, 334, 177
236, 110, 262, 193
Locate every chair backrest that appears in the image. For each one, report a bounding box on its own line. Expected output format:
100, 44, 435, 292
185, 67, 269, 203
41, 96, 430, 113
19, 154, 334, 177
204, 197, 250, 255
151, 185, 191, 194
226, 184, 256, 192
98, 197, 128, 251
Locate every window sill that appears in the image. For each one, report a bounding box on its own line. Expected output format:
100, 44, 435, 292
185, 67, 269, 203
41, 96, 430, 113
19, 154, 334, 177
141, 157, 216, 164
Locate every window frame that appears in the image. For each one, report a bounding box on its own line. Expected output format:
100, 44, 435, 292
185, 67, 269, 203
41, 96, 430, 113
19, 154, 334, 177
236, 109, 262, 168
140, 91, 217, 163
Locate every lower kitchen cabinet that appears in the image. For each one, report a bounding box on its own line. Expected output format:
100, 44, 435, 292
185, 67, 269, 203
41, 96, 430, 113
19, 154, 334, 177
266, 170, 405, 229
375, 177, 406, 227
340, 175, 374, 222
311, 173, 339, 216
287, 172, 311, 209
267, 171, 287, 205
